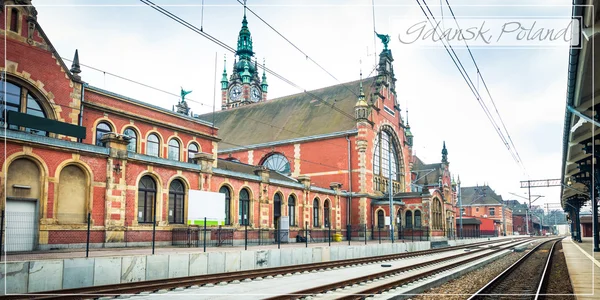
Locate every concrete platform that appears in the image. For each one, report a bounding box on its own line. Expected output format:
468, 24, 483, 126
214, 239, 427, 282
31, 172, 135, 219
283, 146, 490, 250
563, 237, 600, 299
131, 240, 516, 299
0, 237, 503, 295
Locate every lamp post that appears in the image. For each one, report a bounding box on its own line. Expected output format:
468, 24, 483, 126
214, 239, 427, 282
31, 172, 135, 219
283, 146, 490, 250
457, 176, 463, 238
388, 147, 394, 243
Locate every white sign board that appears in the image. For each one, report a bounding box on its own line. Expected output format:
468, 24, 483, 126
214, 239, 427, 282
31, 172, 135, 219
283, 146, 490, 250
187, 190, 225, 226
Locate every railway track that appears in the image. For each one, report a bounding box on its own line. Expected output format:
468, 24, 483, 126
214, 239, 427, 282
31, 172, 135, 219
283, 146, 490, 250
7, 239, 527, 300
467, 238, 562, 300
261, 238, 536, 300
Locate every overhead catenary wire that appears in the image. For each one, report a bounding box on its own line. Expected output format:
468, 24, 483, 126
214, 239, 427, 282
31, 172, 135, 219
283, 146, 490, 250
139, 0, 361, 122
61, 57, 214, 108
444, 0, 526, 173
415, 0, 523, 169
236, 0, 362, 99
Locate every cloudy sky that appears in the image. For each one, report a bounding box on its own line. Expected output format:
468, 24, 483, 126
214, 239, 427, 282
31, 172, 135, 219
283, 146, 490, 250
32, 0, 573, 212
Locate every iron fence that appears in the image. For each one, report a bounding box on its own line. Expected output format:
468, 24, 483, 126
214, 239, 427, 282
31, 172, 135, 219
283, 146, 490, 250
0, 208, 504, 262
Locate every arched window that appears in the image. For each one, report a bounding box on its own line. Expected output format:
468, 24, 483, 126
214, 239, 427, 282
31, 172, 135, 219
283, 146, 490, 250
124, 128, 138, 152
138, 176, 156, 223
406, 210, 413, 228
396, 209, 402, 228
373, 128, 403, 193
324, 200, 331, 227
1, 81, 49, 136
414, 210, 422, 228
288, 195, 296, 226
274, 193, 282, 226
10, 8, 18, 32
313, 198, 320, 227
188, 143, 199, 163
147, 134, 160, 157
57, 165, 87, 224
168, 179, 185, 224
377, 210, 385, 228
432, 199, 442, 230
262, 153, 291, 174
220, 186, 231, 225
239, 188, 250, 225
95, 122, 112, 146
168, 139, 180, 161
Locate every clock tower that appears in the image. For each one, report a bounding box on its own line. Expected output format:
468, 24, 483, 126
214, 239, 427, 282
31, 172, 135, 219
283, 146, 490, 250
221, 4, 268, 110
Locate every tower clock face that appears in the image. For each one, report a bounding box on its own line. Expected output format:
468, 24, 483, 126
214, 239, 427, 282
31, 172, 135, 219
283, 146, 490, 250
229, 85, 242, 101
251, 86, 261, 102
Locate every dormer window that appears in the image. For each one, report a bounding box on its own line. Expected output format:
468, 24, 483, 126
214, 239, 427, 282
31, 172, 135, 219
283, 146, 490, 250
10, 8, 18, 32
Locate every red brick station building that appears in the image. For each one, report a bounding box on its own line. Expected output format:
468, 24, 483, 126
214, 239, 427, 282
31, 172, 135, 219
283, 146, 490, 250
1, 1, 462, 251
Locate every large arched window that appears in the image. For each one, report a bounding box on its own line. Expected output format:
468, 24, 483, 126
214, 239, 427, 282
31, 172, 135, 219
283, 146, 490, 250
239, 188, 250, 225
406, 210, 413, 228
288, 195, 296, 226
147, 134, 160, 157
124, 128, 138, 152
219, 186, 231, 225
373, 128, 403, 193
138, 176, 156, 223
57, 165, 87, 224
414, 210, 422, 228
313, 198, 320, 227
95, 122, 112, 146
324, 200, 331, 227
168, 139, 180, 161
262, 153, 291, 174
377, 210, 385, 228
188, 143, 199, 163
168, 179, 185, 224
274, 193, 282, 226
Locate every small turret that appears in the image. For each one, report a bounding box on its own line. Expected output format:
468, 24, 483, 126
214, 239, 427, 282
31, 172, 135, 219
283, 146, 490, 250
442, 141, 448, 164
221, 55, 228, 90
70, 49, 81, 81
241, 64, 251, 84
261, 58, 268, 93
405, 110, 413, 147
354, 71, 370, 122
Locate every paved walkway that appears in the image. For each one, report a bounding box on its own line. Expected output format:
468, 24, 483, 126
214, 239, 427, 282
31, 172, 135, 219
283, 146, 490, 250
563, 237, 600, 299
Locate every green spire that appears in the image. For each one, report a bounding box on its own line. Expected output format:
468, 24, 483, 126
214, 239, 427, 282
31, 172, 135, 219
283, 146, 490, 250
221, 54, 228, 89
261, 58, 268, 92
236, 2, 254, 60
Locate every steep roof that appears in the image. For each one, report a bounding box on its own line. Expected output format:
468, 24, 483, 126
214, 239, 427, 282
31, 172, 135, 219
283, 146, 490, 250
412, 156, 443, 186
505, 199, 528, 215
460, 186, 504, 206
196, 77, 376, 150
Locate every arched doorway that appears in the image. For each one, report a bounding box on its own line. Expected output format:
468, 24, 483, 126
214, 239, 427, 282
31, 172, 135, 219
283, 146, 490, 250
6, 158, 42, 251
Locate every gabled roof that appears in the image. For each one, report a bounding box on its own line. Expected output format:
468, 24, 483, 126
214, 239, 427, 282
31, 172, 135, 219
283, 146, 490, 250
412, 156, 443, 186
196, 77, 376, 150
460, 186, 504, 206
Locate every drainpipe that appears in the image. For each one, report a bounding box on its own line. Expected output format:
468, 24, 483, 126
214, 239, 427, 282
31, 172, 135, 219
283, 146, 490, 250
346, 135, 352, 227
77, 82, 86, 143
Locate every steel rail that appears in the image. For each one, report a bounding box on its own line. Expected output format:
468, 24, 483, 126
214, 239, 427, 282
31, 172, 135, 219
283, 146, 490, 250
9, 239, 524, 300
467, 238, 562, 300
265, 238, 535, 300
534, 238, 560, 300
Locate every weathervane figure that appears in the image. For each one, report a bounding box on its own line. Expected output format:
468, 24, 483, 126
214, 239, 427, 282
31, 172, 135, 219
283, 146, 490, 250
180, 87, 192, 103
375, 31, 390, 50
